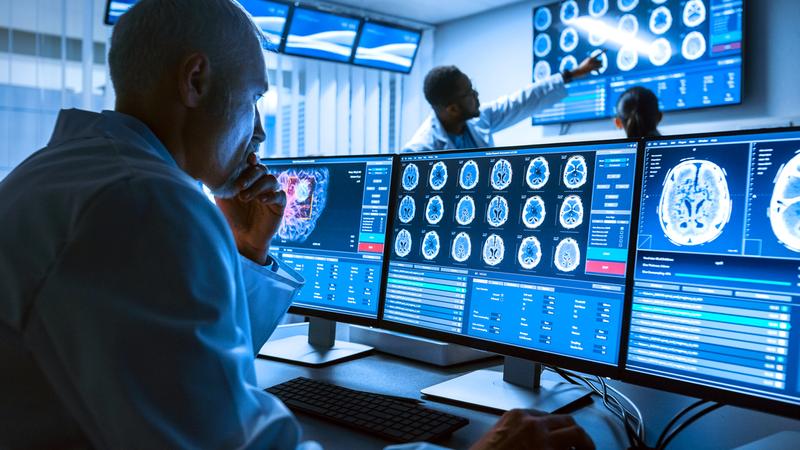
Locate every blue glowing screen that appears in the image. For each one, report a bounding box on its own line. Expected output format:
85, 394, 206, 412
627, 129, 800, 410
238, 0, 290, 50
104, 0, 137, 24
353, 22, 422, 73
284, 7, 361, 63
264, 156, 393, 319
532, 0, 744, 124
386, 141, 639, 367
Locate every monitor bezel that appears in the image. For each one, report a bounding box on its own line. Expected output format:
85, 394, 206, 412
350, 19, 424, 75
620, 125, 800, 420
280, 3, 364, 64
530, 0, 747, 126
262, 152, 397, 327
378, 137, 644, 379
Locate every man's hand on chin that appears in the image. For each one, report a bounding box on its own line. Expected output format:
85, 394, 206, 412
215, 153, 285, 265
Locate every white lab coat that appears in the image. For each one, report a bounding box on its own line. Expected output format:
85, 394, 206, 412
402, 74, 568, 152
0, 109, 312, 448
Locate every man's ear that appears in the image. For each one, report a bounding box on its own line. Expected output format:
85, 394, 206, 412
178, 53, 211, 108
614, 117, 624, 130
444, 103, 461, 120
656, 111, 663, 125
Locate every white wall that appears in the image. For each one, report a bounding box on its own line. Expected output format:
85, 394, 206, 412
433, 0, 800, 146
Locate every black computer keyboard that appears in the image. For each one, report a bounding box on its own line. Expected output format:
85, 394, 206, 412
266, 377, 469, 443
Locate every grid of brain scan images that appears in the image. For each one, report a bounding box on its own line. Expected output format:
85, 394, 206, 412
385, 142, 639, 365
532, 0, 744, 123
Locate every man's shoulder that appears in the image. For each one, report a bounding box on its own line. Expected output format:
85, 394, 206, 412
402, 115, 444, 153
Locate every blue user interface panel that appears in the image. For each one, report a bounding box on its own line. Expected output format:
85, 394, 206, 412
239, 0, 290, 50
284, 7, 361, 62
266, 156, 393, 319
627, 130, 800, 409
353, 22, 422, 74
386, 142, 639, 366
532, 0, 744, 124
105, 0, 137, 24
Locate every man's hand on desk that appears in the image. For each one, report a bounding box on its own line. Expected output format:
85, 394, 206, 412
469, 409, 595, 450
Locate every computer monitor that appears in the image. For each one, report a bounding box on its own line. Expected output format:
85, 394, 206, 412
352, 21, 422, 74
282, 6, 361, 63
623, 128, 800, 419
258, 154, 395, 366
104, 0, 137, 25
382, 139, 641, 411
531, 0, 745, 124
238, 0, 291, 51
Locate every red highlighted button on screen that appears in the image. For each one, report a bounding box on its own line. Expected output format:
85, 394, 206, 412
358, 242, 384, 253
585, 260, 626, 276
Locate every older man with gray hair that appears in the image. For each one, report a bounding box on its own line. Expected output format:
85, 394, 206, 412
0, 1, 595, 449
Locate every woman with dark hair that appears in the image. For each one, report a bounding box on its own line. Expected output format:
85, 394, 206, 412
615, 86, 663, 138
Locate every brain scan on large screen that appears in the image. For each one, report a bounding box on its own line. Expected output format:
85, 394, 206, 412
559, 195, 585, 229
422, 231, 441, 260
526, 156, 550, 190
770, 152, 800, 253
563, 155, 588, 189
518, 236, 543, 270
487, 195, 510, 228
456, 195, 477, 226
402, 163, 419, 190
394, 229, 412, 257
460, 160, 480, 190
451, 232, 472, 263
425, 195, 444, 225
658, 159, 733, 246
554, 237, 581, 272
482, 234, 505, 266
491, 159, 513, 190
429, 161, 448, 190
522, 196, 547, 229
398, 195, 415, 224
276, 167, 329, 242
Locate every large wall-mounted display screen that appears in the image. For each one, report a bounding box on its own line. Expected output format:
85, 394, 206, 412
239, 0, 291, 51
531, 0, 744, 124
353, 22, 422, 74
284, 7, 361, 63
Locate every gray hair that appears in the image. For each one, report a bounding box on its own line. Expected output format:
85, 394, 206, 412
109, 0, 267, 100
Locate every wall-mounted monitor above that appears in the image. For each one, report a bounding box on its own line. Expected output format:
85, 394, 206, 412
283, 6, 361, 63
239, 0, 291, 51
352, 21, 422, 74
104, 0, 137, 25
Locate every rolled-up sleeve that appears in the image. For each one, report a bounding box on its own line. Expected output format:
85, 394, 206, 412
480, 74, 567, 132
22, 178, 303, 449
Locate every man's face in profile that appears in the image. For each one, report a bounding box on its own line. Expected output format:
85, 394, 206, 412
452, 74, 480, 120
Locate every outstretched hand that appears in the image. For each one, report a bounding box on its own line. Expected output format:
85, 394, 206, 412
470, 410, 595, 450
215, 153, 286, 265
571, 54, 604, 79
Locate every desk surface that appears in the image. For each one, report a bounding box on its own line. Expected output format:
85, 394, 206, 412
256, 325, 800, 450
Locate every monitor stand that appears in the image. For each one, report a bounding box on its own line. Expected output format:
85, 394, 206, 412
258, 317, 373, 367
421, 356, 592, 414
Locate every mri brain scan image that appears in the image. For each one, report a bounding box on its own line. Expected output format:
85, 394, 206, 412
560, 27, 579, 53
563, 155, 588, 189
560, 0, 579, 24
526, 156, 550, 190
589, 0, 608, 17
591, 49, 609, 75
487, 195, 510, 227
482, 234, 506, 266
522, 196, 547, 229
658, 159, 733, 246
683, 0, 707, 28
534, 7, 552, 31
554, 237, 581, 272
682, 31, 706, 61
518, 236, 543, 270
649, 6, 672, 35
649, 38, 672, 66
534, 34, 552, 58
394, 229, 412, 257
459, 160, 480, 190
425, 195, 444, 225
560, 55, 578, 74
618, 14, 639, 37
276, 167, 329, 243
534, 61, 552, 82
617, 45, 639, 72
559, 195, 584, 229
769, 153, 800, 252
456, 195, 477, 226
589, 28, 607, 46
422, 231, 441, 260
617, 0, 639, 13
451, 232, 472, 263
429, 161, 448, 190
398, 195, 416, 224
402, 163, 419, 190
491, 159, 513, 190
